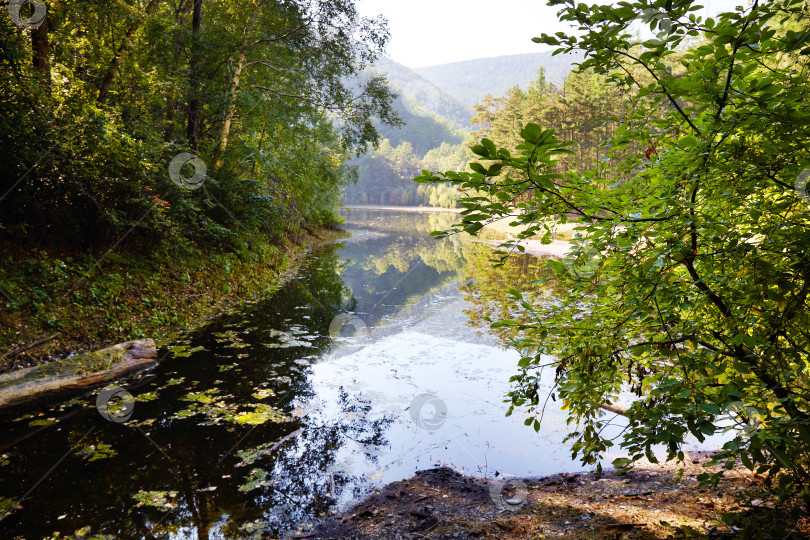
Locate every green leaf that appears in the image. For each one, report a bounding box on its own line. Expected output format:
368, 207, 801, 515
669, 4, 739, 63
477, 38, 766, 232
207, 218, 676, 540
699, 403, 721, 415
520, 123, 543, 144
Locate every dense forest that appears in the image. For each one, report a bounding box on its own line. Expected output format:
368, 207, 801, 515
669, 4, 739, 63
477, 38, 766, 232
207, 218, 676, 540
469, 67, 625, 176
0, 0, 398, 360
342, 57, 470, 208
344, 140, 467, 207
345, 59, 623, 209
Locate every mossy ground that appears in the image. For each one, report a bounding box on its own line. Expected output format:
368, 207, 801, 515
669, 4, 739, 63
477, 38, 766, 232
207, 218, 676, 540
0, 228, 348, 373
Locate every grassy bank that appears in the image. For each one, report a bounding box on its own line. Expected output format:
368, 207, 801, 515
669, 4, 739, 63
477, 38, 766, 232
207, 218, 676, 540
0, 229, 347, 373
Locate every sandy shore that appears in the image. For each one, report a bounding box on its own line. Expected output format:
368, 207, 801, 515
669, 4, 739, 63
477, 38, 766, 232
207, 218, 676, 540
345, 206, 579, 258
475, 237, 573, 258
345, 205, 461, 214
480, 215, 581, 259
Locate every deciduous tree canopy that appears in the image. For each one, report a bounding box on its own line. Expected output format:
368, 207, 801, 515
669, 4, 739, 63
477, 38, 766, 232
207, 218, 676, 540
417, 0, 810, 529
0, 0, 397, 251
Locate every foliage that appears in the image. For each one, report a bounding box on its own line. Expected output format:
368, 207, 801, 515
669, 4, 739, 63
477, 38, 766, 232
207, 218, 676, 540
0, 231, 326, 369
470, 67, 626, 177
0, 0, 396, 358
0, 0, 395, 250
416, 0, 810, 525
345, 140, 467, 208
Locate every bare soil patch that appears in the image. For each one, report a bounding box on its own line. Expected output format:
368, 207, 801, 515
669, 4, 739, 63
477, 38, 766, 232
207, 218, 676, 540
309, 451, 807, 539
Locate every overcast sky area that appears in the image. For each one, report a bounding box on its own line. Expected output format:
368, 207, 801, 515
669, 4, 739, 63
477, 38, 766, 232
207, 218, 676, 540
355, 0, 745, 68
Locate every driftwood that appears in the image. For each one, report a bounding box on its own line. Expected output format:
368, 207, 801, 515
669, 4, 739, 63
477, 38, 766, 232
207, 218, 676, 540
599, 403, 629, 415
0, 339, 157, 411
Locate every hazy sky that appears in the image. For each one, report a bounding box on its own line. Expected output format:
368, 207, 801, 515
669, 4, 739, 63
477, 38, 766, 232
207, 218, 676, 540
355, 0, 740, 68
355, 0, 566, 68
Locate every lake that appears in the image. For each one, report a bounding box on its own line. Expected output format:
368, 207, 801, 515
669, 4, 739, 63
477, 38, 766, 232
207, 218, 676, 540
0, 208, 724, 539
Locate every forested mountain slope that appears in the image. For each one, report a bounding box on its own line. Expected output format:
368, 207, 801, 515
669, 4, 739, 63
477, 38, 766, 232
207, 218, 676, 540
414, 51, 584, 107
369, 57, 474, 131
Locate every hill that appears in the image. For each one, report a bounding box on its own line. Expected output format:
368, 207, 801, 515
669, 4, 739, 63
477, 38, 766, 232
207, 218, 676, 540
378, 95, 464, 157
370, 57, 474, 132
414, 51, 584, 107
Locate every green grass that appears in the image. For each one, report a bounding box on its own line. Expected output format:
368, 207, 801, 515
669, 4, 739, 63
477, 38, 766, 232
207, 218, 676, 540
0, 230, 345, 371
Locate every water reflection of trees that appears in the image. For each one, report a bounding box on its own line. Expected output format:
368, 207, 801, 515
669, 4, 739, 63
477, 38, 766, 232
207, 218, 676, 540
0, 242, 375, 539
0, 210, 563, 539
339, 210, 560, 344
461, 248, 562, 345
222, 384, 394, 537
338, 214, 479, 328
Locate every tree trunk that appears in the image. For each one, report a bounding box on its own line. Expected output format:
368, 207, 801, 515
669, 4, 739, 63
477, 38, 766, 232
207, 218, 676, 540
186, 0, 203, 150
97, 0, 161, 103
31, 19, 50, 85
213, 48, 247, 169
0, 339, 158, 411
163, 0, 191, 141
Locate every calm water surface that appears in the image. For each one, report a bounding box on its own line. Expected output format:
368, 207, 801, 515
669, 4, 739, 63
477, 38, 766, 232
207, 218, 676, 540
0, 209, 721, 539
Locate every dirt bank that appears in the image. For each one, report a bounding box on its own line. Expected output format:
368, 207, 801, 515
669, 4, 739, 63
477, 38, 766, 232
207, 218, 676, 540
306, 451, 806, 539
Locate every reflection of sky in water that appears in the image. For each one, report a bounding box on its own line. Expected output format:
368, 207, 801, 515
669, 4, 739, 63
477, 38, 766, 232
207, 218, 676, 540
289, 210, 732, 510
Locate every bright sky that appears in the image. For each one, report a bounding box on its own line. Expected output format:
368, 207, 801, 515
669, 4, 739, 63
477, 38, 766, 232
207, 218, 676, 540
356, 0, 741, 68
355, 0, 566, 68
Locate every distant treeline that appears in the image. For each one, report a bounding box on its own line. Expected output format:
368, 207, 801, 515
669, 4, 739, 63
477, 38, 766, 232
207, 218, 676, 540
345, 141, 467, 208
471, 68, 625, 176
348, 65, 624, 209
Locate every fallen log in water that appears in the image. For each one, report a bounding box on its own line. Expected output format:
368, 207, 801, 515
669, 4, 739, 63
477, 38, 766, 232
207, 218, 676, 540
0, 339, 157, 411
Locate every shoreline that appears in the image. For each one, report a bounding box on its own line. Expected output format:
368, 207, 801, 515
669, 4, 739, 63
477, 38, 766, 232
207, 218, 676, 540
481, 215, 577, 259
345, 204, 461, 214
309, 451, 798, 539
0, 228, 347, 376
345, 205, 578, 258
